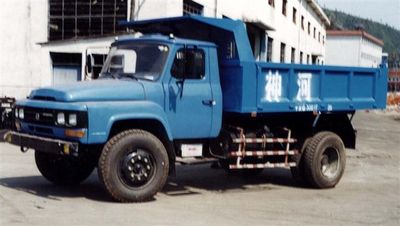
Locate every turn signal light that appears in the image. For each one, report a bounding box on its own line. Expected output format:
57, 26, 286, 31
65, 129, 85, 138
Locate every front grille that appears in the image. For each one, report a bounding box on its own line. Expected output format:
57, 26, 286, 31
24, 107, 56, 126
18, 106, 88, 128
28, 125, 54, 134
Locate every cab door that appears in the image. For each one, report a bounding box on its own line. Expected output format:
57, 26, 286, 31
164, 46, 214, 139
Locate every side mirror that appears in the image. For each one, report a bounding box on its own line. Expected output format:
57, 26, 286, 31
86, 54, 93, 74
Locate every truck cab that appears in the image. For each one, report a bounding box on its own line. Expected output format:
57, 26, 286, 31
7, 32, 225, 202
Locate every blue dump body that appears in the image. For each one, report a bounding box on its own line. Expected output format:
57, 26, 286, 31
123, 15, 388, 114
223, 62, 388, 113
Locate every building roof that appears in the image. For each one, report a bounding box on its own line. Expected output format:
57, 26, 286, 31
327, 30, 384, 47
306, 0, 331, 27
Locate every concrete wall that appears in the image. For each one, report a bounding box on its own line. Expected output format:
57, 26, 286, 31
326, 35, 383, 67
0, 0, 48, 99
0, 0, 117, 99
325, 36, 360, 66
131, 0, 182, 20
360, 38, 383, 67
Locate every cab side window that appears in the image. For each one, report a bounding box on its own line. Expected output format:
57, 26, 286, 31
171, 48, 205, 79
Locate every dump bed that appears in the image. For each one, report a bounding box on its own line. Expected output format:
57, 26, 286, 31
221, 62, 388, 113
123, 15, 388, 113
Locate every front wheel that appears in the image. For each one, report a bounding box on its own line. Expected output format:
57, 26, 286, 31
35, 151, 95, 185
303, 132, 346, 188
98, 129, 169, 202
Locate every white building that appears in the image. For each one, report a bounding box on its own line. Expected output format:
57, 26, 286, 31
135, 0, 330, 64
325, 30, 384, 67
0, 0, 329, 99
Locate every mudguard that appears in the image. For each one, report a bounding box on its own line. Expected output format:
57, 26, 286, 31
86, 100, 173, 144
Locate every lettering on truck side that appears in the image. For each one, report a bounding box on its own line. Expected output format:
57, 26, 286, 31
296, 73, 312, 101
263, 71, 331, 112
264, 71, 282, 102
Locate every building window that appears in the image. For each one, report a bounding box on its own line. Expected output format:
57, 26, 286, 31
48, 0, 128, 41
308, 22, 311, 35
282, 0, 287, 16
183, 0, 204, 15
50, 52, 82, 85
268, 0, 275, 7
307, 54, 310, 64
300, 51, 303, 64
280, 43, 286, 63
301, 16, 304, 30
267, 37, 273, 62
291, 47, 295, 63
313, 27, 316, 39
292, 8, 297, 24
322, 35, 325, 45
318, 32, 321, 42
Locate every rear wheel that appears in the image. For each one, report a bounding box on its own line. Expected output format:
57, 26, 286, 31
98, 129, 169, 202
35, 151, 95, 186
303, 132, 346, 188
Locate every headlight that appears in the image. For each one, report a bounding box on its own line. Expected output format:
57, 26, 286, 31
68, 113, 77, 126
57, 112, 65, 125
18, 108, 24, 119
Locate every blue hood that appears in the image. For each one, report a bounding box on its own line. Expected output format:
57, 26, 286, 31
29, 80, 145, 102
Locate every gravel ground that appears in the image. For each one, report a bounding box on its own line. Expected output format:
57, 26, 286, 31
0, 111, 399, 226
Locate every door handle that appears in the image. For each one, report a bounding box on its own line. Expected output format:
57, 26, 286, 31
202, 100, 216, 106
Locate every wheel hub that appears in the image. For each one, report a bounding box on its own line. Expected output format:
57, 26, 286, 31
320, 147, 340, 179
121, 151, 154, 187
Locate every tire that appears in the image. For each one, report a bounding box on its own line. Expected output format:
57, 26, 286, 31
98, 129, 169, 202
35, 151, 95, 186
290, 137, 312, 185
303, 132, 346, 188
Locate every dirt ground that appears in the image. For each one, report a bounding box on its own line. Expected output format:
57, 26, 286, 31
0, 111, 399, 226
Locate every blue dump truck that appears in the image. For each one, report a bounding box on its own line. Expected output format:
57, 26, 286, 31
4, 16, 387, 202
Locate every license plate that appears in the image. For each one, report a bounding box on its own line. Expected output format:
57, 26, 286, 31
181, 144, 203, 157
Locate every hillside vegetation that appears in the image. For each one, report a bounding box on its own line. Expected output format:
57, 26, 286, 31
323, 9, 400, 68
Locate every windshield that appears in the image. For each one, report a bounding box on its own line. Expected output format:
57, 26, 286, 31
100, 42, 169, 81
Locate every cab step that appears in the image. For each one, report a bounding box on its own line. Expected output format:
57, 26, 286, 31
176, 157, 218, 165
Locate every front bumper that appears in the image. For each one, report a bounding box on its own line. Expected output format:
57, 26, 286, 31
3, 131, 79, 156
